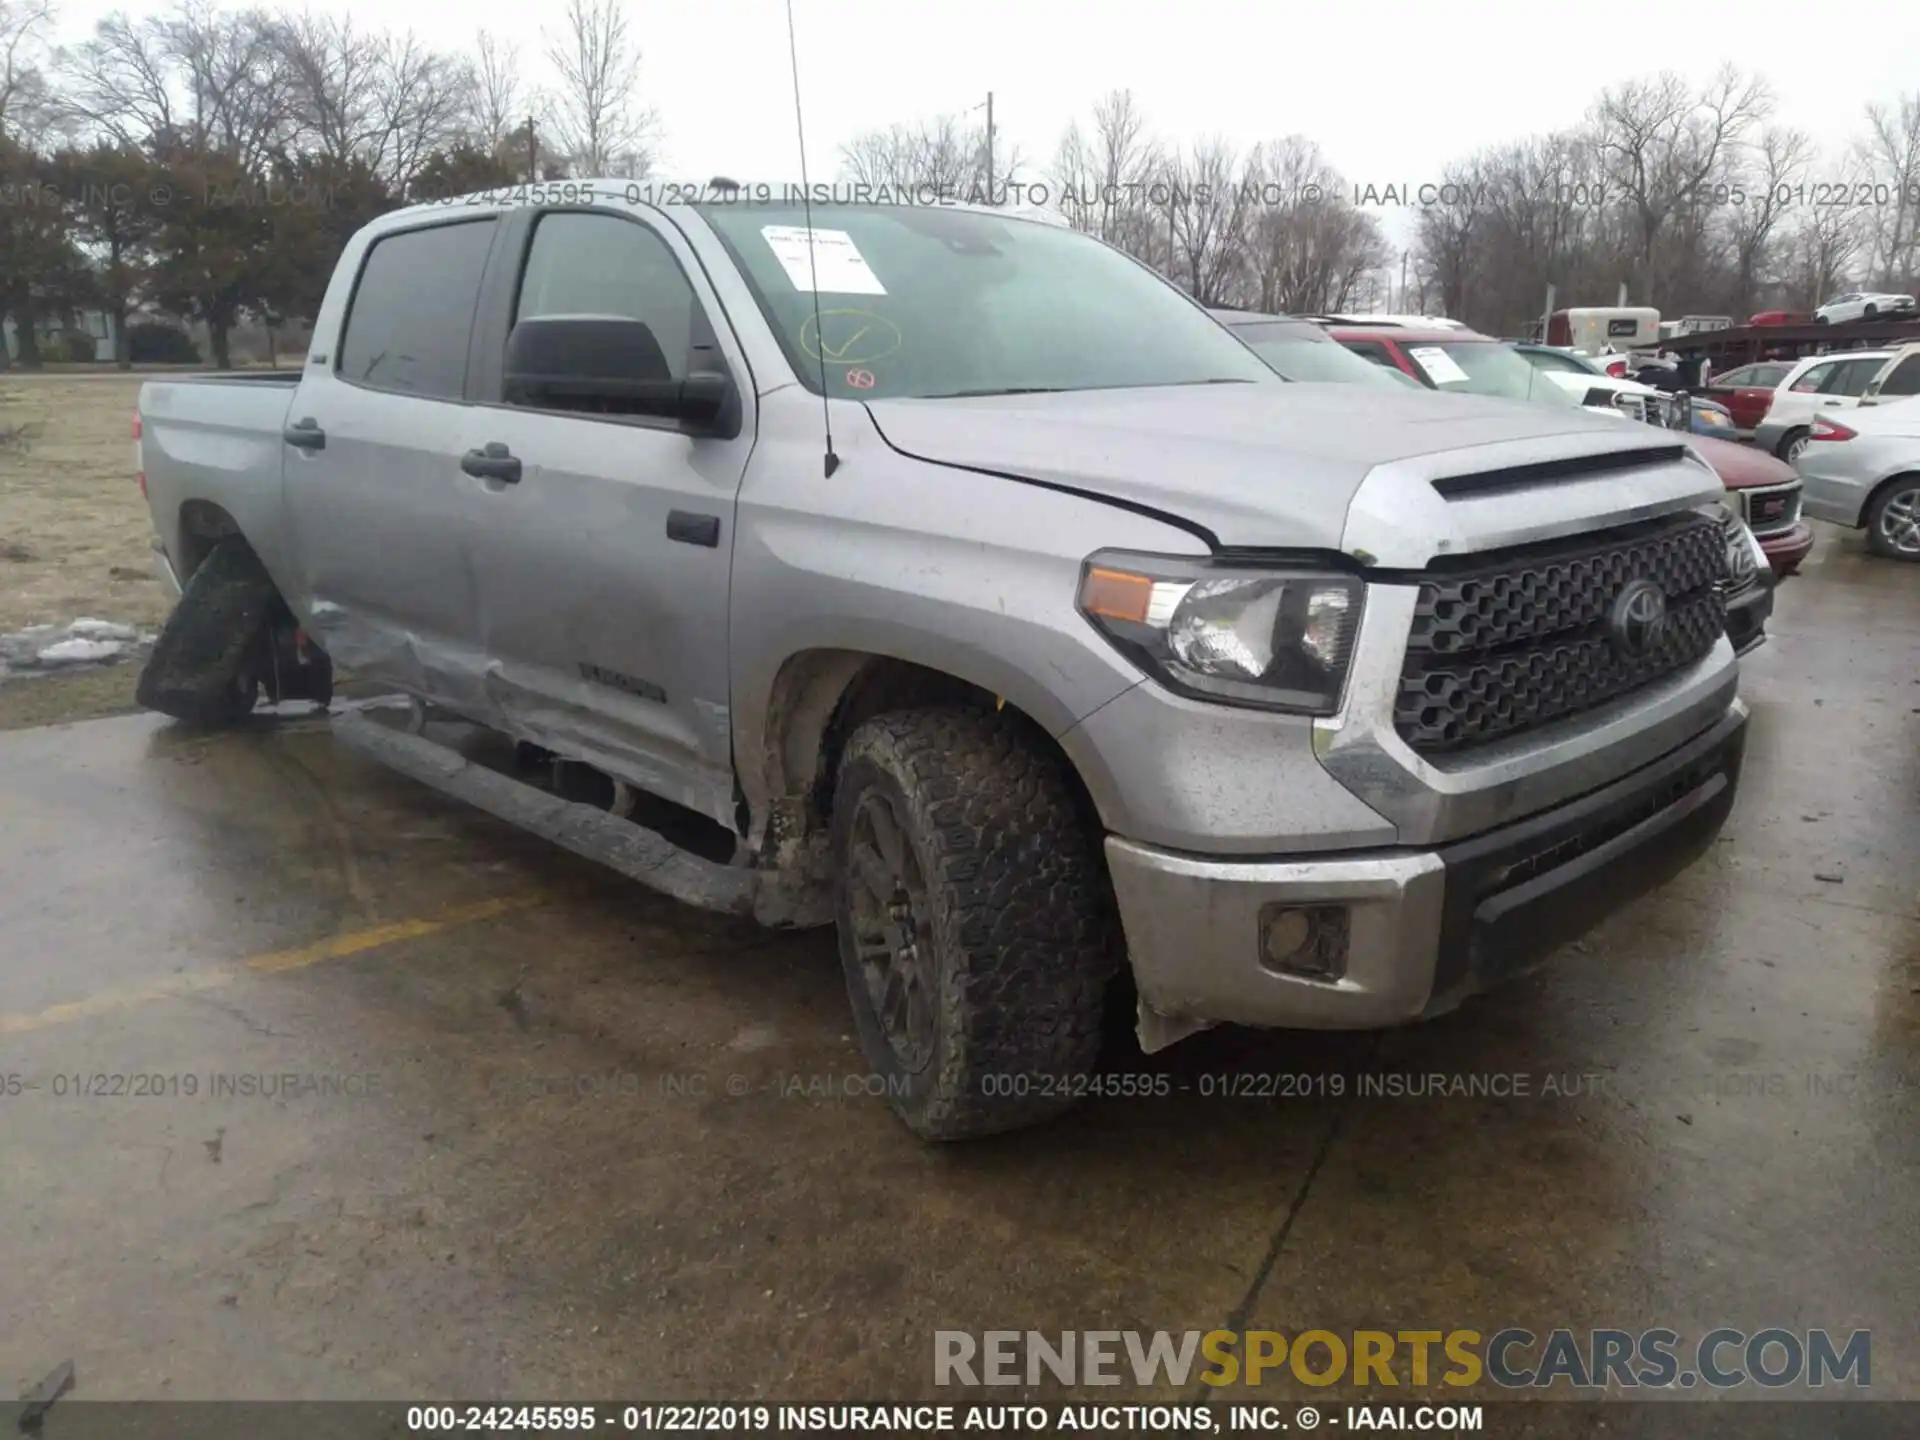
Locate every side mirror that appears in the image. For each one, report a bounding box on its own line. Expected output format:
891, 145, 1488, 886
503, 315, 738, 436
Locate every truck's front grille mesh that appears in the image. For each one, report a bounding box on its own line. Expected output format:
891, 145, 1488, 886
1395, 513, 1728, 754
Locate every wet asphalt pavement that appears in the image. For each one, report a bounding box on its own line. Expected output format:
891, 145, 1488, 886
1, 523, 1916, 1417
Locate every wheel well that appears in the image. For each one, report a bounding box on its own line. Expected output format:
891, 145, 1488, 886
175, 500, 252, 581
761, 651, 1103, 846
1865, 471, 1920, 517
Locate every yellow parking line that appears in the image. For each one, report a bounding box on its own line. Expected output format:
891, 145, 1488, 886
0, 892, 551, 1035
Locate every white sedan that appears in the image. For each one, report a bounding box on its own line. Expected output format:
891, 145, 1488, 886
1794, 397, 1920, 560
1813, 292, 1916, 325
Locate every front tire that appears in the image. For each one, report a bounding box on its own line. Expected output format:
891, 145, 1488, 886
135, 539, 272, 727
829, 707, 1119, 1141
1777, 427, 1810, 463
1865, 478, 1920, 561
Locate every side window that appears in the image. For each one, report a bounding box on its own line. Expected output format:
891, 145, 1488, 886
513, 212, 696, 381
1878, 354, 1920, 397
1340, 340, 1405, 374
1830, 358, 1885, 395
338, 220, 496, 399
1791, 363, 1835, 394
1717, 367, 1753, 387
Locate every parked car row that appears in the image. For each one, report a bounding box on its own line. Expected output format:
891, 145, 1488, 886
1213, 309, 1808, 599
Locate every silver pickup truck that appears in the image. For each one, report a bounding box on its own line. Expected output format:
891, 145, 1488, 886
136, 188, 1754, 1141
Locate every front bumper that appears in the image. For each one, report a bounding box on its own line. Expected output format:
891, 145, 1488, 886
1108, 702, 1748, 1034
1723, 578, 1773, 655
1756, 521, 1814, 575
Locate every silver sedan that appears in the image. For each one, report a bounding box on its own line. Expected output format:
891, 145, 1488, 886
1794, 401, 1920, 561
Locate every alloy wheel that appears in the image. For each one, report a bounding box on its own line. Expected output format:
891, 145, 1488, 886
846, 792, 937, 1071
1877, 485, 1920, 556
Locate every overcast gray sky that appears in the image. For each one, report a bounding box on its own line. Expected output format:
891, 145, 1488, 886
51, 0, 1920, 234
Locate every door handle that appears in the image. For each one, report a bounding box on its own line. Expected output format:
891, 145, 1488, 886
461, 442, 522, 483
666, 510, 721, 547
283, 417, 326, 451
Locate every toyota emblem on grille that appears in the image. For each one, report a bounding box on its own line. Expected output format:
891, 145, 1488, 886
1609, 579, 1668, 655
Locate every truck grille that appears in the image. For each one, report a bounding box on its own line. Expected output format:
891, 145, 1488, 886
1394, 513, 1728, 755
1740, 481, 1802, 534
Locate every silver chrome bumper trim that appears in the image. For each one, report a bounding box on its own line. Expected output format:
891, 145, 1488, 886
1107, 838, 1446, 1031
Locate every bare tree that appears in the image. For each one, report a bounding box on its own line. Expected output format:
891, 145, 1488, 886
0, 0, 55, 144
467, 29, 522, 151
1722, 125, 1811, 312
1237, 135, 1388, 313
1051, 89, 1161, 250
1590, 67, 1770, 301
1860, 93, 1920, 289
61, 3, 291, 166
542, 0, 658, 178
1785, 154, 1870, 305
271, 18, 464, 187
841, 111, 1018, 202
1155, 137, 1244, 301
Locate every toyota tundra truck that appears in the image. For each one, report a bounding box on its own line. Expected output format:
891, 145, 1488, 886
134, 186, 1754, 1141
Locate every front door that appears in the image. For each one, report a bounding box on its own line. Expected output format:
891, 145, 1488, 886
281, 214, 502, 699
457, 206, 754, 828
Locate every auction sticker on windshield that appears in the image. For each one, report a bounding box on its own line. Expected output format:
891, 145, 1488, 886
761, 226, 888, 295
1410, 346, 1471, 385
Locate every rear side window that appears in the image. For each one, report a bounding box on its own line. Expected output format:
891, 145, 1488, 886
1879, 355, 1920, 397
1790, 363, 1836, 393
513, 212, 696, 379
337, 219, 496, 400
1830, 357, 1888, 395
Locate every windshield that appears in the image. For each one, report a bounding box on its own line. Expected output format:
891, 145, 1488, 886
1231, 323, 1418, 387
694, 203, 1276, 400
1520, 348, 1601, 376
1403, 340, 1574, 405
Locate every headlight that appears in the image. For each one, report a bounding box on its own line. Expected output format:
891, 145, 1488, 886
1703, 502, 1762, 589
1077, 553, 1364, 713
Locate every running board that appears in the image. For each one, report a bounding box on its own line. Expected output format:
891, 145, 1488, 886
331, 711, 758, 917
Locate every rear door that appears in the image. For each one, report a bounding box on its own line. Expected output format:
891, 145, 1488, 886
1860, 346, 1920, 406
456, 205, 756, 828
1818, 355, 1891, 411
281, 215, 502, 696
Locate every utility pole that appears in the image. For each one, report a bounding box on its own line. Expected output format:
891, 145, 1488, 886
984, 92, 995, 204
527, 116, 538, 181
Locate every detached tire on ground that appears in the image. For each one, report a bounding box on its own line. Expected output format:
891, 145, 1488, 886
135, 539, 272, 726
829, 707, 1120, 1141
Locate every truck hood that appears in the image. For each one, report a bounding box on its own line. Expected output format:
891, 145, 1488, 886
863, 382, 1712, 556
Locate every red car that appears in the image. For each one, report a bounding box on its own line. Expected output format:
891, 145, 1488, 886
1321, 323, 1814, 578
1749, 311, 1812, 326
1700, 360, 1795, 437
1686, 435, 1815, 578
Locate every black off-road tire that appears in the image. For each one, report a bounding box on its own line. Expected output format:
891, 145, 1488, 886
829, 707, 1121, 1141
135, 539, 271, 727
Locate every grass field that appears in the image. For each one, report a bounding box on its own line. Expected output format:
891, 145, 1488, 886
0, 374, 171, 634
0, 374, 170, 728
